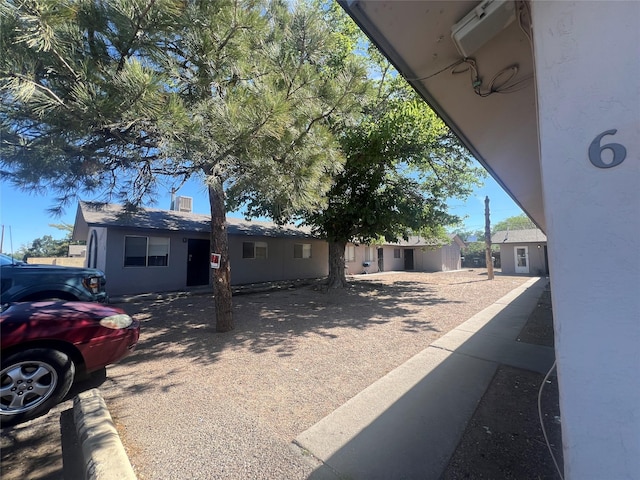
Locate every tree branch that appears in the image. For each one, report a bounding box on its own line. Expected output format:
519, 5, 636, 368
116, 0, 158, 73
7, 73, 70, 110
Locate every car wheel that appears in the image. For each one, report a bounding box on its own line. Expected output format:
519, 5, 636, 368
0, 349, 75, 427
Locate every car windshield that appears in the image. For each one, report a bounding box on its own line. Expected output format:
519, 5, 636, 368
0, 254, 25, 266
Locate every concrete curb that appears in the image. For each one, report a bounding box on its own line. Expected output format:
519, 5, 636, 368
73, 388, 136, 480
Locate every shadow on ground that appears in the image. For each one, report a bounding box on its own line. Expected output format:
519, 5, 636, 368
441, 285, 564, 480
0, 371, 106, 480
113, 278, 458, 371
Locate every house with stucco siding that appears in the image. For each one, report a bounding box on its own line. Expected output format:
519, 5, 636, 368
72, 201, 328, 297
72, 201, 464, 296
346, 234, 465, 275
492, 229, 548, 275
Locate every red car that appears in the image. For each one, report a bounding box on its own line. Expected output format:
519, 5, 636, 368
0, 301, 140, 426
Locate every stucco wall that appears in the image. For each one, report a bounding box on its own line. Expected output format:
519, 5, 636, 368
418, 245, 461, 272
498, 243, 547, 275
533, 2, 640, 478
380, 246, 404, 272
103, 227, 195, 296
99, 228, 329, 296
229, 235, 328, 285
346, 243, 461, 274
346, 244, 378, 274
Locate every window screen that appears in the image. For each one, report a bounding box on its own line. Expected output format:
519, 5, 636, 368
243, 241, 268, 259
124, 236, 169, 267
294, 243, 312, 259
124, 236, 148, 266
345, 245, 355, 262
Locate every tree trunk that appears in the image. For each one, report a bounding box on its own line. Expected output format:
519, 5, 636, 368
484, 196, 495, 280
208, 177, 234, 332
327, 240, 348, 289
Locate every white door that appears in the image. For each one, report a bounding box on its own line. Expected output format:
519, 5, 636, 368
514, 246, 529, 274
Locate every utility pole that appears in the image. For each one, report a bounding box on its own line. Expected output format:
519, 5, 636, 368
484, 196, 494, 280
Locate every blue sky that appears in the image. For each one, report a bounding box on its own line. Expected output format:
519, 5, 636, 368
0, 162, 524, 252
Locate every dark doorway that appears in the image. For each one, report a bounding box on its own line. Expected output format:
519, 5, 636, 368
187, 239, 210, 287
544, 246, 550, 275
404, 249, 414, 270
377, 248, 384, 272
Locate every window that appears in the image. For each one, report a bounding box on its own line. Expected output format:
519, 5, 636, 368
345, 245, 356, 262
394, 248, 401, 259
242, 241, 268, 259
148, 237, 170, 266
294, 243, 312, 259
124, 236, 169, 267
364, 246, 375, 262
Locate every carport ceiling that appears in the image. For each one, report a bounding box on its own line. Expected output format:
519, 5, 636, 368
340, 0, 545, 231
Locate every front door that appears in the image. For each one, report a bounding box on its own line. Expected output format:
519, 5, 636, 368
377, 248, 384, 272
187, 239, 210, 286
514, 246, 529, 274
404, 249, 414, 270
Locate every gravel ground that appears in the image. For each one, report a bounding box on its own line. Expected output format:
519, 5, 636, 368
97, 270, 532, 479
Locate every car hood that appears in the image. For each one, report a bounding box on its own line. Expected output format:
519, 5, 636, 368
1, 301, 124, 324
7, 264, 105, 276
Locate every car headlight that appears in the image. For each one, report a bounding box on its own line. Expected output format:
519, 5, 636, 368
100, 314, 133, 329
83, 276, 103, 294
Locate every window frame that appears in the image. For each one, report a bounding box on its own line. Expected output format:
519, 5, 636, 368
345, 245, 356, 262
124, 235, 170, 267
364, 246, 376, 262
294, 243, 312, 259
242, 241, 268, 259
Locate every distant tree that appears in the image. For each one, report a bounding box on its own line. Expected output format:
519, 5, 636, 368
308, 87, 483, 288
492, 214, 537, 232
14, 223, 78, 259
18, 235, 67, 258
451, 228, 485, 243
297, 38, 485, 288
49, 222, 84, 244
1, 0, 366, 331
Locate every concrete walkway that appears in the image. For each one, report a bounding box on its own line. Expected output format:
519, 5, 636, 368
295, 277, 554, 480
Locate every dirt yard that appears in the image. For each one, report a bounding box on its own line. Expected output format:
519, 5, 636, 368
101, 270, 534, 479
1, 270, 562, 480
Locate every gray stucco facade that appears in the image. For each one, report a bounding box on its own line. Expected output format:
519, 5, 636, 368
72, 202, 465, 296
492, 229, 548, 276
72, 202, 328, 296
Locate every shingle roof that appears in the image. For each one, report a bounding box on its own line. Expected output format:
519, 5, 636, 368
75, 201, 314, 239
491, 229, 547, 244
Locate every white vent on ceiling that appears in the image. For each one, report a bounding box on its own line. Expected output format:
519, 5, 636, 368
174, 196, 193, 213
451, 0, 516, 58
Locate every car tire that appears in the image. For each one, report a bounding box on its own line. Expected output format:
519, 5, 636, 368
0, 349, 75, 427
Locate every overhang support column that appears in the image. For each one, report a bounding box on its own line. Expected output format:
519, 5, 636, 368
531, 2, 640, 478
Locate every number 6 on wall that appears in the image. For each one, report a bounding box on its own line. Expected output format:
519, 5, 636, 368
588, 129, 627, 168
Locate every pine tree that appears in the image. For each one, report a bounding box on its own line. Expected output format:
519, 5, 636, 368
1, 0, 366, 330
